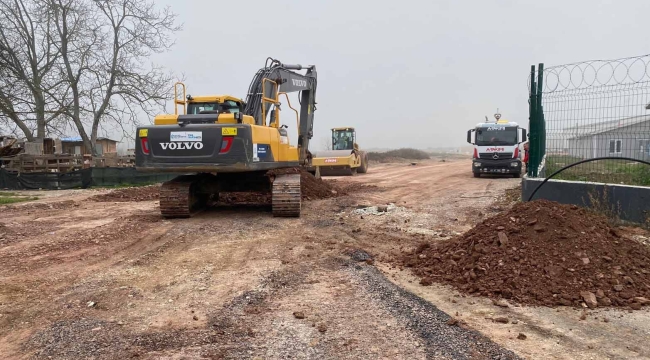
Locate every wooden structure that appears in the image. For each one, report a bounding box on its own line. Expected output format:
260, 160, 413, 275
60, 137, 118, 155
0, 154, 136, 173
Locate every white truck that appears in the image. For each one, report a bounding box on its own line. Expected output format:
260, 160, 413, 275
466, 116, 527, 178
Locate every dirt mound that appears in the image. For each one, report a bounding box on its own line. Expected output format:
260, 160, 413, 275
89, 185, 160, 202
403, 200, 650, 309
269, 167, 339, 200
326, 180, 381, 194
88, 170, 339, 204
218, 192, 271, 204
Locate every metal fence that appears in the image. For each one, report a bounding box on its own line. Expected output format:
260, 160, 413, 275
528, 55, 650, 186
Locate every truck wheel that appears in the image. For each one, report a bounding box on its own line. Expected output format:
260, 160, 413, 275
473, 173, 480, 178
357, 153, 368, 174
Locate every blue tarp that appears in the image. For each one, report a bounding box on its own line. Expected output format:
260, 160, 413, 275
60, 137, 83, 142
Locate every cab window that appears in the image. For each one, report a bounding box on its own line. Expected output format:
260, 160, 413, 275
333, 130, 354, 150
221, 100, 240, 114
187, 103, 219, 114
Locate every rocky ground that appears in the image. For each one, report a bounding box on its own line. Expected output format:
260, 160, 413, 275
0, 159, 648, 360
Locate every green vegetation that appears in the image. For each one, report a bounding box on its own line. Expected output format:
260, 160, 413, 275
95, 182, 159, 189
367, 148, 431, 162
0, 192, 38, 205
545, 155, 650, 186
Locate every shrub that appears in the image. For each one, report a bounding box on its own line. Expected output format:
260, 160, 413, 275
367, 148, 430, 162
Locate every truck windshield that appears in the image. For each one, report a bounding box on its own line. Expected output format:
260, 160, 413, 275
476, 127, 517, 146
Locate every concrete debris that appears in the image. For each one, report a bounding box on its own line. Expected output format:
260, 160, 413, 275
352, 203, 403, 216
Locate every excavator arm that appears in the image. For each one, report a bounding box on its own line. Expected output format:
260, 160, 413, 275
243, 58, 317, 165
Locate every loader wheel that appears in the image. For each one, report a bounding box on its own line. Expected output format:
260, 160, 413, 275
357, 152, 369, 174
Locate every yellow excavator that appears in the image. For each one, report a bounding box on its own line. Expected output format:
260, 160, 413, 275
308, 127, 368, 177
135, 57, 317, 218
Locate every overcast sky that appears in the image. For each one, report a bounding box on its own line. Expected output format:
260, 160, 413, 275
120, 0, 650, 151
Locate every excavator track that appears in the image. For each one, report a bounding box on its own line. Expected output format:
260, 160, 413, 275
159, 176, 204, 218
271, 173, 301, 217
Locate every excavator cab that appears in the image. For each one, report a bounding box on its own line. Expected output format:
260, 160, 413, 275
153, 83, 250, 126
332, 127, 357, 151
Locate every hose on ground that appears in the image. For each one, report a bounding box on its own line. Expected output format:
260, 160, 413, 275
526, 156, 650, 202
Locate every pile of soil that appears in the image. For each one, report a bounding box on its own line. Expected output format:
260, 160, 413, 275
403, 199, 650, 309
327, 180, 381, 194
216, 168, 339, 205
89, 185, 160, 202
88, 169, 340, 204
269, 167, 340, 200
217, 192, 270, 205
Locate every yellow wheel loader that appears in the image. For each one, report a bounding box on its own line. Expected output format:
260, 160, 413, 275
308, 127, 368, 177
135, 57, 317, 218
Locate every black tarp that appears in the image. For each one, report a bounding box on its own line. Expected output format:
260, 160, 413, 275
0, 168, 92, 190
0, 168, 178, 190
89, 168, 177, 187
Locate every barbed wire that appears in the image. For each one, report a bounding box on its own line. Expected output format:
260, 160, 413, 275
527, 54, 650, 185
528, 54, 650, 94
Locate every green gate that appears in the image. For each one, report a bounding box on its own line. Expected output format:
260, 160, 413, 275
526, 55, 650, 185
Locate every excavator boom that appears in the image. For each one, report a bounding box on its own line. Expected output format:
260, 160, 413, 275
244, 58, 317, 165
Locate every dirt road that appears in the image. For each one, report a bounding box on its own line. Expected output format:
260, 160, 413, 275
1, 159, 647, 359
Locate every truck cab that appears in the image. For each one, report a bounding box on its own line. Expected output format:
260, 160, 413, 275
467, 118, 527, 178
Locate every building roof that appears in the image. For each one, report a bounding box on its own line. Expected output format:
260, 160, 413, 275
60, 136, 82, 142
60, 137, 117, 142
565, 114, 650, 139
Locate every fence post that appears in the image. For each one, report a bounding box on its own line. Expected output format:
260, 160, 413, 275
528, 65, 538, 177
536, 63, 545, 176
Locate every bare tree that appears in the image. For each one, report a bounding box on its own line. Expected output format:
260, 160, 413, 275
51, 0, 181, 154
321, 137, 331, 150
0, 0, 68, 141
0, 0, 181, 154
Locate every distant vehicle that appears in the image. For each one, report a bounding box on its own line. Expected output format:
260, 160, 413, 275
307, 127, 368, 177
466, 112, 527, 178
